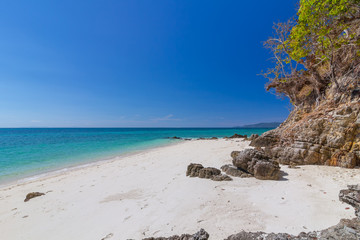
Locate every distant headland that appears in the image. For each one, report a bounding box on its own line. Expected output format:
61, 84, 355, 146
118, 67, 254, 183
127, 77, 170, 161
235, 122, 281, 129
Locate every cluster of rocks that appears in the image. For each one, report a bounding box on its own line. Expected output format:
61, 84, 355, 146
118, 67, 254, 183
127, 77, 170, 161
143, 228, 209, 240
167, 134, 259, 141
167, 136, 192, 141
197, 137, 218, 140
224, 134, 248, 139
167, 136, 221, 141
186, 163, 232, 181
146, 185, 360, 240
186, 148, 281, 181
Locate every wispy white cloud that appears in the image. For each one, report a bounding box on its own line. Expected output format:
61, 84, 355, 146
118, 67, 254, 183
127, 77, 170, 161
151, 114, 181, 122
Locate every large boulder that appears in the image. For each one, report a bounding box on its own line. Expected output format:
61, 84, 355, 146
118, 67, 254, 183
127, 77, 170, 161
186, 163, 204, 177
232, 149, 270, 172
198, 167, 221, 179
253, 161, 280, 180
232, 149, 280, 180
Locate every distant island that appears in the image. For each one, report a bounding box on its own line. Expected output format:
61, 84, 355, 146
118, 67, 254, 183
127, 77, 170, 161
235, 122, 281, 129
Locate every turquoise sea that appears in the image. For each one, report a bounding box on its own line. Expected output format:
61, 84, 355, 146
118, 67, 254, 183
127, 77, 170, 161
0, 128, 270, 184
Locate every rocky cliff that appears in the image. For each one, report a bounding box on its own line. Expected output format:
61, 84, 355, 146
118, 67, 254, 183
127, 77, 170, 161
251, 75, 360, 168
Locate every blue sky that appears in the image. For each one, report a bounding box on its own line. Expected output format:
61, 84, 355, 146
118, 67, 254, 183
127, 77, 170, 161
0, 0, 298, 127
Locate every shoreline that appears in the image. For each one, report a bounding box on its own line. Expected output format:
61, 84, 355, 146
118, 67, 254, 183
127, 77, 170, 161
1, 139, 358, 239
0, 139, 185, 189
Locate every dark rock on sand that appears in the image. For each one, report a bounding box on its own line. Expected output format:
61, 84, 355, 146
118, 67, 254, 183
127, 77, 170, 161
232, 149, 270, 171
101, 233, 114, 240
170, 136, 181, 139
211, 174, 232, 181
24, 192, 45, 202
210, 137, 218, 140
186, 163, 204, 177
232, 149, 280, 180
221, 164, 252, 178
253, 161, 281, 180
339, 184, 360, 219
143, 228, 209, 240
225, 134, 247, 139
198, 167, 221, 179
187, 164, 227, 181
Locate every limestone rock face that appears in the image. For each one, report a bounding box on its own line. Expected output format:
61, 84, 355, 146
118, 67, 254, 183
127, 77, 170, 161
232, 149, 280, 180
251, 88, 360, 168
249, 134, 259, 141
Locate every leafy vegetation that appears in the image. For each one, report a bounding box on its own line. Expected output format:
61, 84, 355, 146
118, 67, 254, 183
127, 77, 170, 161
263, 0, 360, 106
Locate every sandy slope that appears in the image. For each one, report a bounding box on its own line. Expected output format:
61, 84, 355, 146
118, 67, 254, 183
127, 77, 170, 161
0, 139, 359, 240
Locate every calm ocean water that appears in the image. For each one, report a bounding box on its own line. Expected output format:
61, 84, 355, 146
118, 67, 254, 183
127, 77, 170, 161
0, 128, 270, 183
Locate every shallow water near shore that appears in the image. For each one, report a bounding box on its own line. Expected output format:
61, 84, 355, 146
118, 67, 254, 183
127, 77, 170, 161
0, 128, 270, 183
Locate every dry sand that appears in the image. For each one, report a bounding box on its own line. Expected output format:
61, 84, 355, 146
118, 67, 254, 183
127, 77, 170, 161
0, 139, 359, 240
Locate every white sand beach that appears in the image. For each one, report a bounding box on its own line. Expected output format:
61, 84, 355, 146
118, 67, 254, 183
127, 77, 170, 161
0, 139, 359, 240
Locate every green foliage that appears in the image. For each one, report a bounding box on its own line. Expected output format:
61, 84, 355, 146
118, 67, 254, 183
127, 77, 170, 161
288, 0, 360, 62
263, 0, 360, 106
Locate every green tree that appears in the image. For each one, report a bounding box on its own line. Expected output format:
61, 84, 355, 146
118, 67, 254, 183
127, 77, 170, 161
263, 0, 360, 106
